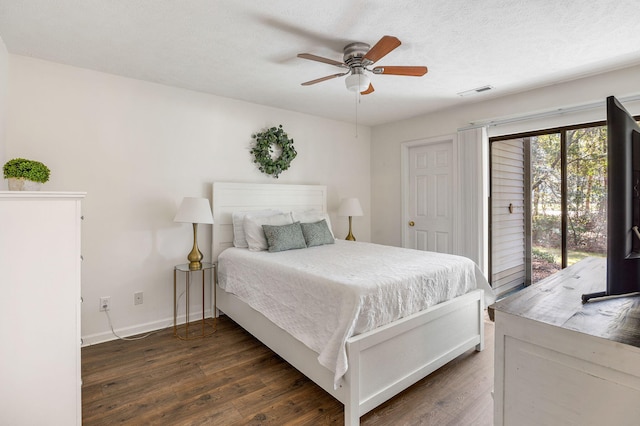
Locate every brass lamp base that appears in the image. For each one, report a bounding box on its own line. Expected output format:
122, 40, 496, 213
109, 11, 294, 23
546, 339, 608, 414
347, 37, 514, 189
345, 216, 356, 241
188, 258, 203, 271
188, 223, 203, 270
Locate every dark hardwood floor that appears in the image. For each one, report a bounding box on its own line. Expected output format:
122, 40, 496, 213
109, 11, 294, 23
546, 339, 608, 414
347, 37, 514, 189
82, 316, 494, 425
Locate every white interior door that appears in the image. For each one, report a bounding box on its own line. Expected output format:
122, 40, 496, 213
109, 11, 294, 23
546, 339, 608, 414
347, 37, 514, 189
405, 142, 454, 253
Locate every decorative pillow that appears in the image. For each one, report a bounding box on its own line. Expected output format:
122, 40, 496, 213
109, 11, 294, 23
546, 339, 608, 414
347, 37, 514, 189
300, 220, 335, 247
232, 210, 279, 248
262, 222, 307, 252
291, 210, 335, 238
244, 212, 293, 251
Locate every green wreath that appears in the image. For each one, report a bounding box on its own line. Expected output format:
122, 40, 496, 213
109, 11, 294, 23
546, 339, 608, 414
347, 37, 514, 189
250, 125, 297, 178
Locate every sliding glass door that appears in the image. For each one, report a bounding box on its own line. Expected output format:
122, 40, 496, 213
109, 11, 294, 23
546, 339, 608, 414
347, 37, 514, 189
490, 123, 607, 294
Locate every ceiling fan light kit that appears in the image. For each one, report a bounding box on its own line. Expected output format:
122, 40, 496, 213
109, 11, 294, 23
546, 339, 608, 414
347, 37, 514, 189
345, 72, 370, 92
298, 35, 428, 95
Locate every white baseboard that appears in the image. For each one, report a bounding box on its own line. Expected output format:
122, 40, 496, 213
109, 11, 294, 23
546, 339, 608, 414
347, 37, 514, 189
81, 308, 214, 347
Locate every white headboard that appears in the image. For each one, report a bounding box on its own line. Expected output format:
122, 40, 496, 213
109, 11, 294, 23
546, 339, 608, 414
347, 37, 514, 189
211, 182, 328, 260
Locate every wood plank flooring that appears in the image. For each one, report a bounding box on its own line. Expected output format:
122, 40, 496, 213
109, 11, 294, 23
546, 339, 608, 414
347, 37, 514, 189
82, 316, 494, 425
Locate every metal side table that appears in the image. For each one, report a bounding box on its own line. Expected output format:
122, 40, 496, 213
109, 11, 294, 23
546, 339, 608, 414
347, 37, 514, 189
173, 262, 216, 340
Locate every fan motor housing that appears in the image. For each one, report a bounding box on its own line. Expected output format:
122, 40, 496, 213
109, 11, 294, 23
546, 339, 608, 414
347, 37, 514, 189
343, 42, 370, 67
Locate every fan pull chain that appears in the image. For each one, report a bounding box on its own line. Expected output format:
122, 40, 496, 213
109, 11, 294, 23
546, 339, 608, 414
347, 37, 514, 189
355, 90, 359, 138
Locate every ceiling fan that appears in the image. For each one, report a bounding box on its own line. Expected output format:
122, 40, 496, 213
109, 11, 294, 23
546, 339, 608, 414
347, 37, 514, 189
297, 35, 428, 95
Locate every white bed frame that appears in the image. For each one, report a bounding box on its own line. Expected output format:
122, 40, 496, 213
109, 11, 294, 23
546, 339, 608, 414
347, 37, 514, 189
211, 182, 485, 426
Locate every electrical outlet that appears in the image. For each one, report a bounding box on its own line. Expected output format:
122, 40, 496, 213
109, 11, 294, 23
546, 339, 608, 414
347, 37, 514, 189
134, 291, 143, 305
99, 296, 111, 311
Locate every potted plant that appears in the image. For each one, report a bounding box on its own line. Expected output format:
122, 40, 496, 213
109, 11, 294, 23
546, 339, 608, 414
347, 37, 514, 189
3, 158, 51, 190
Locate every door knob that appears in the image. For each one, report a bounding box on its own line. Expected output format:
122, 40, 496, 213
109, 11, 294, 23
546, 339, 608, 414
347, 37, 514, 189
409, 221, 415, 227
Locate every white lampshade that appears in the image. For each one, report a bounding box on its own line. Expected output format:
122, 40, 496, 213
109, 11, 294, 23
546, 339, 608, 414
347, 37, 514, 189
338, 198, 364, 217
345, 73, 370, 92
174, 197, 214, 224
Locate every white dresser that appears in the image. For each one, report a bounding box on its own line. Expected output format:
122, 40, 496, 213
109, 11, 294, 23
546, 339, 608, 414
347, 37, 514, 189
0, 192, 85, 425
491, 257, 640, 426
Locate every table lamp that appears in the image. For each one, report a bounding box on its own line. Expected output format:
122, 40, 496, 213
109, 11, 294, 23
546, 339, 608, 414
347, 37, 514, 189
338, 197, 363, 241
174, 197, 214, 270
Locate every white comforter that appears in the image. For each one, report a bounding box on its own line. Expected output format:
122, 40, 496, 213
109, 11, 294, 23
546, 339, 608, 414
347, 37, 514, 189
218, 240, 493, 387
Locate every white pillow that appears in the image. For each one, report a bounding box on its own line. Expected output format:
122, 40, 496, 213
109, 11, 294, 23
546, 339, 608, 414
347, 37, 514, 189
232, 210, 279, 248
244, 212, 293, 251
291, 210, 335, 238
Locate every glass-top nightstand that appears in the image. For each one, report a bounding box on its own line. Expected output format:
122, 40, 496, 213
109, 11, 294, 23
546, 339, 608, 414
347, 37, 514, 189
173, 262, 216, 340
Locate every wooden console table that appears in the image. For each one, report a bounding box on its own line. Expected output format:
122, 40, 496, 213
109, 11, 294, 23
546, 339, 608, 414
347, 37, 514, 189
491, 257, 640, 426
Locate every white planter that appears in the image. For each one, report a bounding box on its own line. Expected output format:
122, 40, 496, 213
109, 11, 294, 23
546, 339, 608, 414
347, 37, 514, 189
7, 178, 42, 191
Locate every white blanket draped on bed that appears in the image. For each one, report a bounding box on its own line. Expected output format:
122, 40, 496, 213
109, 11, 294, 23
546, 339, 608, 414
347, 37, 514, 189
218, 240, 493, 387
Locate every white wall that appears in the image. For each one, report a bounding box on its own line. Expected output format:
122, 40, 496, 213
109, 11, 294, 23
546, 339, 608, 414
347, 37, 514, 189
9, 53, 640, 343
371, 64, 640, 248
0, 37, 8, 190
6, 55, 371, 344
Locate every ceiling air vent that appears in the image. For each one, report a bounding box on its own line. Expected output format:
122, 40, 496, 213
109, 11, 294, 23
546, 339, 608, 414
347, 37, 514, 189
457, 85, 493, 97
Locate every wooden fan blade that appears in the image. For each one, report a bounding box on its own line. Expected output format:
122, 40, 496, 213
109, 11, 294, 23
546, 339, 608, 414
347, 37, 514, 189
372, 66, 428, 76
361, 83, 375, 95
363, 35, 401, 64
297, 53, 346, 68
301, 73, 346, 86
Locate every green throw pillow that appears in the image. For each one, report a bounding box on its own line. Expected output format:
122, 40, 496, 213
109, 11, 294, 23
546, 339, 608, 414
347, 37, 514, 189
262, 222, 307, 252
300, 220, 335, 247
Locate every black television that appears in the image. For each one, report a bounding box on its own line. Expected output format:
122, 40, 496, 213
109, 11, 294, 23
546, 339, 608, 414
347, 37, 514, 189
583, 96, 640, 302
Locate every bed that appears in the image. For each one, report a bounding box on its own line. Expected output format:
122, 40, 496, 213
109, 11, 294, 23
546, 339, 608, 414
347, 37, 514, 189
211, 182, 493, 425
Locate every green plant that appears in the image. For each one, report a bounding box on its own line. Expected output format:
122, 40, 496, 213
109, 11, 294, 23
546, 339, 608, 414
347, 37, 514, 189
250, 125, 296, 178
3, 158, 51, 183
532, 247, 556, 264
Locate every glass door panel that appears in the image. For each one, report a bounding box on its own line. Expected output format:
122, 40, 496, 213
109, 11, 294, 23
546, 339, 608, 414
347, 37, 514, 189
530, 134, 562, 283
566, 126, 608, 265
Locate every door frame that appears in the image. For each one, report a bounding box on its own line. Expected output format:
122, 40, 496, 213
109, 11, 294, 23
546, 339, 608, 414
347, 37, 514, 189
401, 134, 459, 253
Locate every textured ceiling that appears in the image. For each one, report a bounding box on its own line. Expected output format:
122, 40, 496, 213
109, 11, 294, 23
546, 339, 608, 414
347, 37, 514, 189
1, 0, 639, 126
